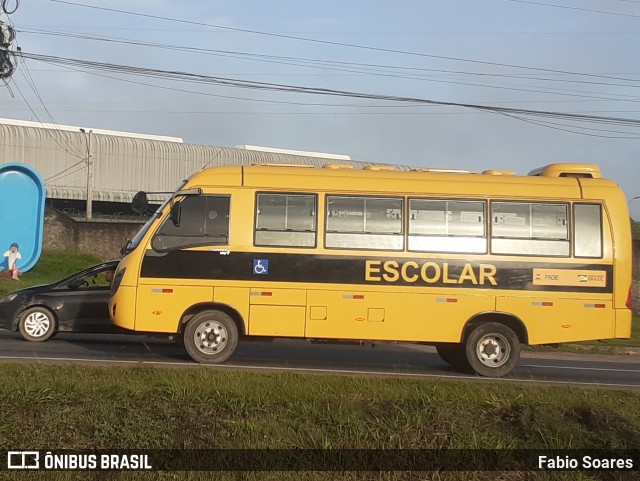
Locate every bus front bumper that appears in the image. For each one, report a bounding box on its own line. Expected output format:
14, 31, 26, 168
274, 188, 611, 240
110, 286, 137, 331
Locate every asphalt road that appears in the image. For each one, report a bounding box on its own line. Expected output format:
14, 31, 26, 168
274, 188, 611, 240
1, 330, 640, 389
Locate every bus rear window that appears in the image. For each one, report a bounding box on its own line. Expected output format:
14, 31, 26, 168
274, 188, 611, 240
574, 203, 603, 258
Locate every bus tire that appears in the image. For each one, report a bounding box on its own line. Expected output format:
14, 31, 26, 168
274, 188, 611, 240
19, 306, 57, 342
435, 344, 471, 372
465, 322, 520, 377
183, 310, 238, 364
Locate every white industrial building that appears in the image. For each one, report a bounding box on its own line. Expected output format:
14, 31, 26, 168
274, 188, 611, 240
0, 117, 409, 220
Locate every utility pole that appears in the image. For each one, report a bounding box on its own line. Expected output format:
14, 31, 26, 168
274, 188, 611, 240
0, 1, 18, 81
80, 128, 93, 221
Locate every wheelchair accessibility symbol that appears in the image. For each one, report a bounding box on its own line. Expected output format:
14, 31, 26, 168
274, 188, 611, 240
253, 259, 269, 275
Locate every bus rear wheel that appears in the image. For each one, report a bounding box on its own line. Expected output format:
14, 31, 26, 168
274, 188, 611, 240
465, 322, 520, 377
435, 344, 471, 372
183, 310, 238, 364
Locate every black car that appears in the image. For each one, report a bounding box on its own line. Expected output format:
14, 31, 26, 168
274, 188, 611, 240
0, 261, 126, 342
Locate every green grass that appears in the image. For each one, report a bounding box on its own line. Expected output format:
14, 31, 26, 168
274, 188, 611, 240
1, 251, 638, 480
0, 363, 638, 481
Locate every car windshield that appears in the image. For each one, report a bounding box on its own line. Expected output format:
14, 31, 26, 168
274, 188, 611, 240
54, 263, 118, 288
125, 180, 188, 254
66, 269, 113, 289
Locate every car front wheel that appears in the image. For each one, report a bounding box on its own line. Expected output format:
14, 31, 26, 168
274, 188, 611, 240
19, 306, 57, 342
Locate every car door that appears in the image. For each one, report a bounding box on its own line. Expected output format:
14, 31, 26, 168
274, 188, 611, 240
55, 266, 114, 333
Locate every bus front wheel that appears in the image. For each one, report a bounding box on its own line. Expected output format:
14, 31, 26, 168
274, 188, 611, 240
183, 310, 238, 364
465, 322, 520, 377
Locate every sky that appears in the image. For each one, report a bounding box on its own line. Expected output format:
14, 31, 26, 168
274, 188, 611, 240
2, 0, 640, 217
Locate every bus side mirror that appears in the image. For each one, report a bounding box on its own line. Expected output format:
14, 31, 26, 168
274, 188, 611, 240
170, 203, 181, 227
132, 191, 149, 214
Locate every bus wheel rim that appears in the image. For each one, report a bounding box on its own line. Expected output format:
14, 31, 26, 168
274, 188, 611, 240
475, 333, 510, 368
193, 321, 228, 355
24, 312, 51, 338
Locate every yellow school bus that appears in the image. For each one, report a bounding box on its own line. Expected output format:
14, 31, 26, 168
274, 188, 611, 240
109, 162, 632, 377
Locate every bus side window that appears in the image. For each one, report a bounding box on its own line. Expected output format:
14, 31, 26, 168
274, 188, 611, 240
574, 203, 603, 258
408, 199, 486, 254
325, 196, 403, 250
491, 202, 570, 256
254, 193, 317, 247
152, 195, 230, 251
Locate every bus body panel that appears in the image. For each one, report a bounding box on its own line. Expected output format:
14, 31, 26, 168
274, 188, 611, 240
135, 284, 213, 333
497, 296, 614, 344
615, 309, 632, 338
242, 166, 585, 201
108, 164, 633, 361
214, 286, 250, 333
580, 179, 632, 312
248, 287, 307, 336
305, 289, 494, 342
111, 285, 137, 330
249, 305, 306, 337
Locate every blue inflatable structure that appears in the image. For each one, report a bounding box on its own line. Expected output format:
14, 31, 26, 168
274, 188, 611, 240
0, 163, 46, 272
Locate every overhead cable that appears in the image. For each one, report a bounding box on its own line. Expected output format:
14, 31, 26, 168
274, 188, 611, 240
43, 0, 640, 84
15, 50, 640, 132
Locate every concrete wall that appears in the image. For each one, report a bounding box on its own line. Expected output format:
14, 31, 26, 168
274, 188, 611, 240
44, 207, 142, 261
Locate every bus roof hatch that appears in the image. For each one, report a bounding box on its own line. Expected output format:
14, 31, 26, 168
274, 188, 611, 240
411, 168, 475, 174
482, 170, 516, 176
363, 165, 395, 171
528, 163, 602, 178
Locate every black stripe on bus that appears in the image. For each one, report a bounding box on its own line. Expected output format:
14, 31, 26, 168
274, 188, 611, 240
140, 250, 614, 294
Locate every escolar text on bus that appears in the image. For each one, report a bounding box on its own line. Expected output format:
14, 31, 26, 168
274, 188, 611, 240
364, 260, 498, 285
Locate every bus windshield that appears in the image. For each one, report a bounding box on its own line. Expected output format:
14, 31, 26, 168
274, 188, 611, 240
123, 180, 188, 255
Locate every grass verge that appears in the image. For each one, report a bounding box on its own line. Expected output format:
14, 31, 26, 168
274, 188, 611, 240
0, 363, 639, 481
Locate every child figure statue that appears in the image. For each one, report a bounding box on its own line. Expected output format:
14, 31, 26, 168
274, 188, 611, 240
3, 243, 22, 280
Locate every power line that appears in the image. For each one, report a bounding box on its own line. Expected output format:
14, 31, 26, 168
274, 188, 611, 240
15, 35, 640, 105
45, 158, 86, 183
14, 50, 640, 138
16, 23, 640, 35
17, 56, 84, 157
35, 57, 360, 108
45, 162, 86, 184
8, 106, 640, 117
18, 26, 640, 93
494, 109, 640, 139
43, 0, 640, 84
9, 76, 84, 159
504, 0, 640, 18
